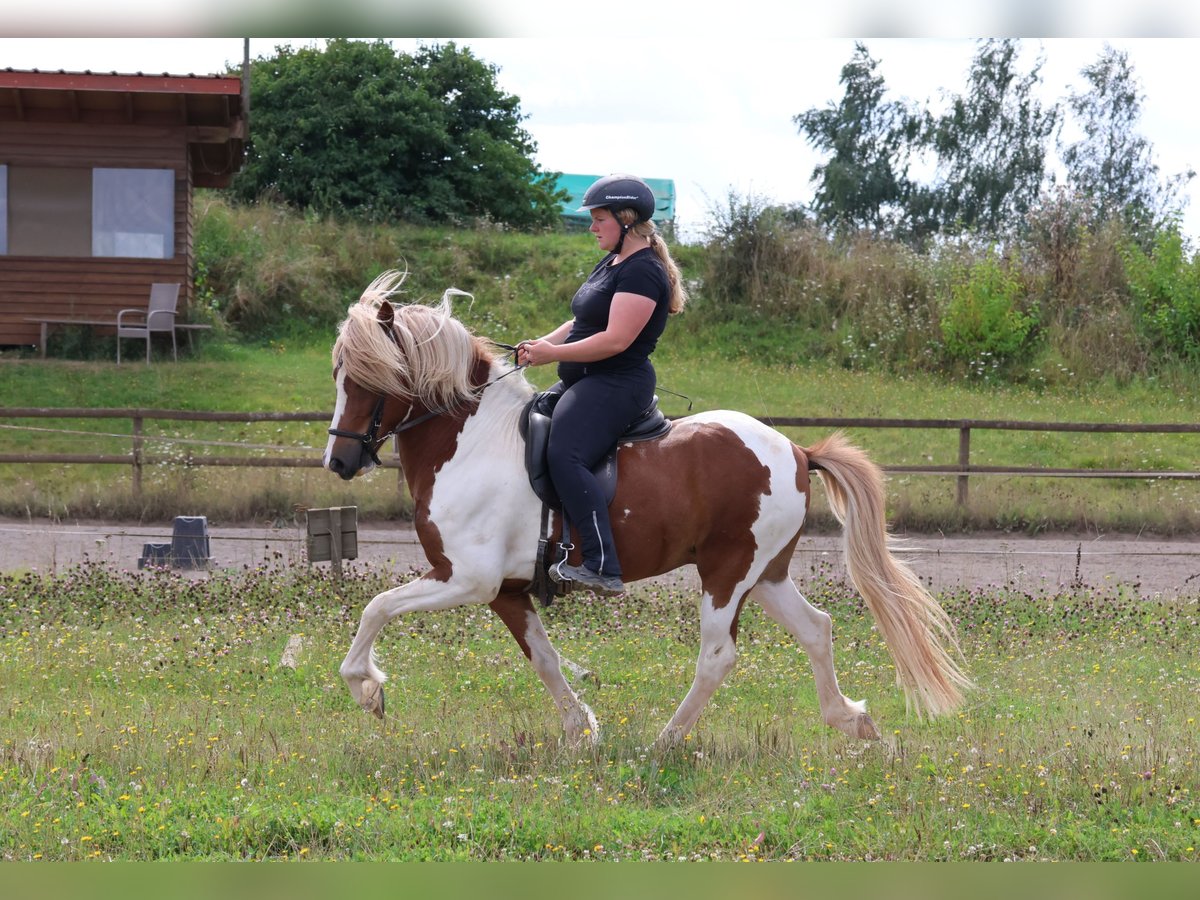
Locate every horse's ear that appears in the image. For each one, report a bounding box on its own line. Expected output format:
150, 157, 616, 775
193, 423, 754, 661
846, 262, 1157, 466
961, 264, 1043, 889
377, 300, 395, 329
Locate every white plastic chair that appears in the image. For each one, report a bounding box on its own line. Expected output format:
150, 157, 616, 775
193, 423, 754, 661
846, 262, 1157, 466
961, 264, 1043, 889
117, 283, 180, 364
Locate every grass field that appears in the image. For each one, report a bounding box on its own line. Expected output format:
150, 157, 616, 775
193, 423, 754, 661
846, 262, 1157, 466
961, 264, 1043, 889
2, 559, 1196, 861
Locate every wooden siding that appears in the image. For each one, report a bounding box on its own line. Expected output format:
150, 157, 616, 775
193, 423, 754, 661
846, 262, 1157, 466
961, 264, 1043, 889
0, 121, 194, 346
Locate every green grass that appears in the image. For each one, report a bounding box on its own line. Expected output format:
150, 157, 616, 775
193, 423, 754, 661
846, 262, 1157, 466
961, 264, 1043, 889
2, 560, 1197, 861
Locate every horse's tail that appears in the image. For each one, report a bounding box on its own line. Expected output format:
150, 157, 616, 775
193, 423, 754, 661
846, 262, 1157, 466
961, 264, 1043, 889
804, 431, 973, 718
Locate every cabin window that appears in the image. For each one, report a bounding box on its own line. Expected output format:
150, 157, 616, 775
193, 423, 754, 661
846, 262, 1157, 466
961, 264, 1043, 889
6, 167, 92, 256
1, 166, 173, 259
0, 165, 7, 255
93, 168, 174, 259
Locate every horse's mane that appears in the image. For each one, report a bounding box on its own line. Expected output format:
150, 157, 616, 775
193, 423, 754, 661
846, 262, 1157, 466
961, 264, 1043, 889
332, 270, 498, 411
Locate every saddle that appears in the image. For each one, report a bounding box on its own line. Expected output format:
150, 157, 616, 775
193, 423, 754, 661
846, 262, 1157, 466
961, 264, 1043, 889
519, 388, 672, 604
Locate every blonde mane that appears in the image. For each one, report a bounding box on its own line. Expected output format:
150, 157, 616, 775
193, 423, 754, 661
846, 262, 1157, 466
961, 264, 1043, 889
332, 271, 497, 411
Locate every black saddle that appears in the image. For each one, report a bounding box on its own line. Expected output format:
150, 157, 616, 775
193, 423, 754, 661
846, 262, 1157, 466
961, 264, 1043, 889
519, 388, 672, 510
518, 387, 671, 605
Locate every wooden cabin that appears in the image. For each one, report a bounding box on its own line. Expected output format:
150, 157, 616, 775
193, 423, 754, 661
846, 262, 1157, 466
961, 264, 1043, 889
0, 68, 247, 347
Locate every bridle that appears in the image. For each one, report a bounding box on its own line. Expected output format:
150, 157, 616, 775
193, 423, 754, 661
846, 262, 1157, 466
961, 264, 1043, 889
327, 327, 524, 468
327, 394, 446, 467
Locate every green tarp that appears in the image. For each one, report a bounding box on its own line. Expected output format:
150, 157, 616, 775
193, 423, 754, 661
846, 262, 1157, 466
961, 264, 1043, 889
555, 173, 676, 227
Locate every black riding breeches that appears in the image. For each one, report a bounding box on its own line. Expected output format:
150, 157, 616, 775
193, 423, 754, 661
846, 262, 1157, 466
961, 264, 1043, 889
547, 364, 655, 577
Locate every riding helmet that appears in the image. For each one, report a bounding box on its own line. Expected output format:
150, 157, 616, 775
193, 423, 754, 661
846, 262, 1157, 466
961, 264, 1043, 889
578, 174, 656, 222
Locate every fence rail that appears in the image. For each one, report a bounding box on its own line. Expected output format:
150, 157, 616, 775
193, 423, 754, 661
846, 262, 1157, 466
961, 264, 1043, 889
2, 407, 1199, 506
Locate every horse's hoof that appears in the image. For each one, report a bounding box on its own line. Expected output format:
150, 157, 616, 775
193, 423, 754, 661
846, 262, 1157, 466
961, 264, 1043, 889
856, 713, 881, 741
653, 728, 685, 753
361, 679, 386, 719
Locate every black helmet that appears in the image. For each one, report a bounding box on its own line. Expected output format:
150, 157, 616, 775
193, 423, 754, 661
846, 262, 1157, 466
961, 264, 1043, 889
579, 174, 655, 222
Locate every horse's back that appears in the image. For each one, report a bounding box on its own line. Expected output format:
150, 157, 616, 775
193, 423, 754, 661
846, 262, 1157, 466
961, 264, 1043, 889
611, 409, 811, 579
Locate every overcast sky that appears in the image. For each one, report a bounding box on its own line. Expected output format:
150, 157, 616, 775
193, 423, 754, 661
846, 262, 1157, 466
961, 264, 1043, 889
3, 24, 1198, 241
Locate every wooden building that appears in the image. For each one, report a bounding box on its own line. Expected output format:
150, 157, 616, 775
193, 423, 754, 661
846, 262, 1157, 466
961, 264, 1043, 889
0, 68, 247, 347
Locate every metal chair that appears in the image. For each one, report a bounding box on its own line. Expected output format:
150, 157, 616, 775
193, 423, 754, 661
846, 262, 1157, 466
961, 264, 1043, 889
117, 283, 180, 364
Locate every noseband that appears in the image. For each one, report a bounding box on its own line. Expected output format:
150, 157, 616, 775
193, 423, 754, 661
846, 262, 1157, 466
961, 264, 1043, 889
327, 395, 444, 466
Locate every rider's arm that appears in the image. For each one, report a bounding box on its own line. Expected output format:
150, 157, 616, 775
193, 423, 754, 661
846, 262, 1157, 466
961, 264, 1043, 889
537, 319, 575, 345
522, 293, 655, 365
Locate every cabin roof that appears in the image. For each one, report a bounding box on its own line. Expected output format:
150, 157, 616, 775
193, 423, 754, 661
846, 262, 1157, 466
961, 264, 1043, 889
0, 68, 246, 187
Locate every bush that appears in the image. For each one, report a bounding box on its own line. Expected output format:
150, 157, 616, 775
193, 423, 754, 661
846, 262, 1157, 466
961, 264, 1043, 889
701, 190, 821, 316
1123, 224, 1200, 362
939, 248, 1038, 375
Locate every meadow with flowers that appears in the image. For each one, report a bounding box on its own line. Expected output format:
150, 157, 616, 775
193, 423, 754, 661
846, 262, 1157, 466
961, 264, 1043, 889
2, 555, 1196, 862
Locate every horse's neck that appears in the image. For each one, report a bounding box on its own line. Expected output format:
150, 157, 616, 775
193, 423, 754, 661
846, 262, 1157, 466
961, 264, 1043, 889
396, 357, 529, 502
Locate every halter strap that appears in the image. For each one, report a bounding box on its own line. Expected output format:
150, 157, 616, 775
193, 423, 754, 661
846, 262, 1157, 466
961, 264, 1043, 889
327, 333, 527, 465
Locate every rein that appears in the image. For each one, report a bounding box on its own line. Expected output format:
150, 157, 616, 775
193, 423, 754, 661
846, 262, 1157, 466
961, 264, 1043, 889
328, 332, 526, 466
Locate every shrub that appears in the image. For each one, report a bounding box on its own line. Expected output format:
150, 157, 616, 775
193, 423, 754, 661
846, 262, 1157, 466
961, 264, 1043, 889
701, 190, 822, 317
939, 248, 1038, 374
1122, 224, 1200, 362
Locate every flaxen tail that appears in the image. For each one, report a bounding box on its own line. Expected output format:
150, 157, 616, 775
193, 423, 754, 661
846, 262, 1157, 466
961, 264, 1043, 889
805, 431, 973, 717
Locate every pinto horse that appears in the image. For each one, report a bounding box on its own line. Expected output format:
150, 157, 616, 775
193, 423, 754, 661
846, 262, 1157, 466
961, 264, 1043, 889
323, 273, 971, 747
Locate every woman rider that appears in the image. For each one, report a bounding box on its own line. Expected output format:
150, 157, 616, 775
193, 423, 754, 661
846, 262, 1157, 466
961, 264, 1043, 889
517, 174, 688, 594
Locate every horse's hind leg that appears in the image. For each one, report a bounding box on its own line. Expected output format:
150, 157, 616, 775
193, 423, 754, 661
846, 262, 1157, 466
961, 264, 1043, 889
489, 592, 599, 746
750, 577, 880, 740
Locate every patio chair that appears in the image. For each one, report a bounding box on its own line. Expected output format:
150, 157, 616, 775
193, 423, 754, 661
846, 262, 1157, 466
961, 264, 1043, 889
117, 283, 180, 364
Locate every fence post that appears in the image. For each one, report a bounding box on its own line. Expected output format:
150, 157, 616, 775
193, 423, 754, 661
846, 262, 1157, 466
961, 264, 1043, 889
956, 425, 971, 506
132, 415, 144, 500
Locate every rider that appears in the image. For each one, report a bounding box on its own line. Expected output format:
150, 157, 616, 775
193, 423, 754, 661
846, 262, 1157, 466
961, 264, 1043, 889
517, 174, 688, 594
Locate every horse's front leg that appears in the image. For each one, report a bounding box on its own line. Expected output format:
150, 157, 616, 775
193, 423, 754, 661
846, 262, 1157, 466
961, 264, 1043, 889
340, 573, 490, 718
489, 591, 600, 746
655, 590, 742, 751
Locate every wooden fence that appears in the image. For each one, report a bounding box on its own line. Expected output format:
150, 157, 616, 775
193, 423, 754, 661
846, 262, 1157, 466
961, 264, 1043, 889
2, 407, 1199, 506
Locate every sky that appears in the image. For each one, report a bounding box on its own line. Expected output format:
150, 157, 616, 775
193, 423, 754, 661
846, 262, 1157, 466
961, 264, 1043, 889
3, 6, 1199, 242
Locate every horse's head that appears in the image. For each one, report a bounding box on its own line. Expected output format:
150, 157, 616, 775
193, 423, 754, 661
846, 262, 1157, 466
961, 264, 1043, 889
324, 300, 409, 479
323, 273, 488, 480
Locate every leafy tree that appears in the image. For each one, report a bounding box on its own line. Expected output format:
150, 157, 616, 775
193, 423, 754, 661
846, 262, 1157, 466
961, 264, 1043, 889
924, 39, 1059, 236
1062, 43, 1195, 241
793, 42, 919, 235
233, 39, 565, 227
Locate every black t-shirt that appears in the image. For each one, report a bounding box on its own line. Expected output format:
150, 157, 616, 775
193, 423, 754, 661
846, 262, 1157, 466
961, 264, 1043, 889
558, 248, 670, 378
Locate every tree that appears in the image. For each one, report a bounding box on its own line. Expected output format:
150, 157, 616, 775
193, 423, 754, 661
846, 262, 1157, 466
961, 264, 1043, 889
793, 42, 919, 235
233, 39, 565, 227
925, 39, 1059, 236
1061, 43, 1194, 239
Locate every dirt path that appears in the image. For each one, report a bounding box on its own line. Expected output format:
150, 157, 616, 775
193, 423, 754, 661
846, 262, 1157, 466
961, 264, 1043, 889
2, 517, 1197, 598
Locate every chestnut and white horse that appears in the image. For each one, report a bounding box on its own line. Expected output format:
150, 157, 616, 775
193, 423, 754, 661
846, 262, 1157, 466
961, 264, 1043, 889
323, 274, 971, 747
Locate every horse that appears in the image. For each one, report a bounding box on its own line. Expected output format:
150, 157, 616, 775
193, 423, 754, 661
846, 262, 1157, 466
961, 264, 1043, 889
323, 272, 972, 748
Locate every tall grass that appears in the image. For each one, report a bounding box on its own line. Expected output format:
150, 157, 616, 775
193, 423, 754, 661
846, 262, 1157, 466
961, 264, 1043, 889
192, 192, 609, 343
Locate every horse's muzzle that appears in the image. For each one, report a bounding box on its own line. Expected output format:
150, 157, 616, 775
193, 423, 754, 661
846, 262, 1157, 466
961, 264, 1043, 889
328, 459, 357, 481
326, 450, 365, 481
